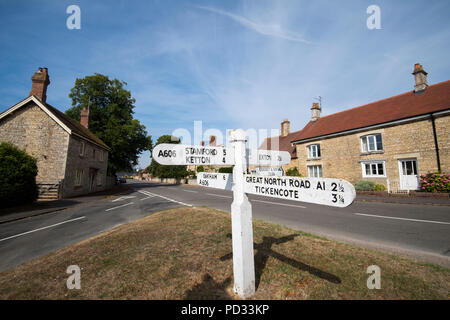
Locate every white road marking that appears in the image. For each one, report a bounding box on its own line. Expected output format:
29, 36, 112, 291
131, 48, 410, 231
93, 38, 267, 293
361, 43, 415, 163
251, 199, 306, 209
112, 195, 136, 202
0, 216, 86, 243
105, 202, 134, 211
139, 190, 192, 207
206, 193, 232, 198
183, 189, 198, 193
140, 196, 154, 201
353, 213, 450, 225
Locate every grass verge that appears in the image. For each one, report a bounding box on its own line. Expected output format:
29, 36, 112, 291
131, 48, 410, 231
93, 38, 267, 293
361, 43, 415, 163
0, 207, 448, 299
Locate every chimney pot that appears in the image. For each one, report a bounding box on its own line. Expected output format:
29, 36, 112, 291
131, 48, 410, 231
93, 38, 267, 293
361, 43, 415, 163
80, 106, 89, 129
281, 119, 290, 137
29, 67, 50, 103
209, 135, 216, 147
311, 102, 321, 122
412, 63, 428, 93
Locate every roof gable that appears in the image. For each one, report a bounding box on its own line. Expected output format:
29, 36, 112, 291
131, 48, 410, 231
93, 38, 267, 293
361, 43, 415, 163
0, 95, 110, 151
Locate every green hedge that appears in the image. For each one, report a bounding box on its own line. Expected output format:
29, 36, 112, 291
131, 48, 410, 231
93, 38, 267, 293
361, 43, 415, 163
285, 167, 302, 177
354, 180, 375, 191
0, 142, 38, 208
218, 167, 233, 174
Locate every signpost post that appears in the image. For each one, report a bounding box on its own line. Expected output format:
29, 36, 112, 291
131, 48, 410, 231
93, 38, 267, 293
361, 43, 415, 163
229, 129, 255, 298
152, 132, 356, 299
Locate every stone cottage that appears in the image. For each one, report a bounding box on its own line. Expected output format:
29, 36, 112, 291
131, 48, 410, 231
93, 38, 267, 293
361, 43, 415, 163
0, 68, 111, 199
260, 64, 449, 192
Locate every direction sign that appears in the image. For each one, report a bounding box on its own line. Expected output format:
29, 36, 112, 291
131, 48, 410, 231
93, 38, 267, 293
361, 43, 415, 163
197, 172, 232, 190
152, 144, 234, 165
247, 149, 291, 166
243, 175, 356, 208
254, 166, 284, 177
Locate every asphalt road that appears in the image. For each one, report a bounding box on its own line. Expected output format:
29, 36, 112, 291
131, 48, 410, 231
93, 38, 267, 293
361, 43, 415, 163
0, 180, 449, 272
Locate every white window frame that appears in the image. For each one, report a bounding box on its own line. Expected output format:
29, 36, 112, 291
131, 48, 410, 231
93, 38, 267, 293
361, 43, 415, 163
308, 144, 321, 159
308, 165, 322, 178
361, 134, 383, 153
361, 161, 386, 178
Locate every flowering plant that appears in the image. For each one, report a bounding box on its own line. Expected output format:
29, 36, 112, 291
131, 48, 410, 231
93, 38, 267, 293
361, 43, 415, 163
419, 172, 450, 193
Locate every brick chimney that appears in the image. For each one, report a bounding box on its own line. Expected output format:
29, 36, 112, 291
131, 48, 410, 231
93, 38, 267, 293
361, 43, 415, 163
209, 135, 216, 146
29, 67, 50, 103
412, 63, 428, 93
80, 106, 89, 129
281, 119, 290, 137
311, 102, 321, 122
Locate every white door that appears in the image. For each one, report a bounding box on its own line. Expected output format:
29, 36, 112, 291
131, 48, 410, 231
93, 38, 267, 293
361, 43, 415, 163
398, 159, 419, 190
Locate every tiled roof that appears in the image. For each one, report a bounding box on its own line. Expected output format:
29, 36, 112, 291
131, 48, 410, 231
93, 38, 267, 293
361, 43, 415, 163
291, 80, 450, 143
43, 102, 110, 150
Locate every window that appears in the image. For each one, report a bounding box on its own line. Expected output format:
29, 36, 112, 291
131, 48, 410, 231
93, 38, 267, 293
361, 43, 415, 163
361, 161, 385, 177
308, 144, 321, 159
93, 148, 96, 159
79, 141, 85, 156
75, 169, 83, 186
308, 165, 322, 177
99, 151, 104, 162
361, 134, 383, 152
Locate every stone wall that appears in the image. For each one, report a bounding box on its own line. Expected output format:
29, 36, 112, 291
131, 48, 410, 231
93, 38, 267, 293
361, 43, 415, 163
294, 115, 449, 186
63, 135, 109, 197
435, 114, 450, 171
0, 102, 69, 183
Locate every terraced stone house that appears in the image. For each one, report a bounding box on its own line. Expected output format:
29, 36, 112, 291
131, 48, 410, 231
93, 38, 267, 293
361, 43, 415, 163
0, 68, 111, 199
261, 64, 449, 192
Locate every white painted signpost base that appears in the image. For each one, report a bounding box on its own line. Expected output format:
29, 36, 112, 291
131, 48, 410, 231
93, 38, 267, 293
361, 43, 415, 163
152, 130, 356, 299
230, 129, 255, 298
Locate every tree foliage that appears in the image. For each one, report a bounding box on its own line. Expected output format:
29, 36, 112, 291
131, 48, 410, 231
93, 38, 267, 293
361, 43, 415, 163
147, 135, 189, 179
65, 74, 152, 175
285, 167, 302, 177
0, 142, 38, 208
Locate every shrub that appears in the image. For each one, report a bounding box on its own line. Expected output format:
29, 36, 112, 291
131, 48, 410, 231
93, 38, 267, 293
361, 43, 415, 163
285, 167, 302, 177
218, 167, 233, 174
354, 180, 375, 191
0, 142, 38, 208
196, 165, 205, 173
419, 172, 450, 193
374, 184, 386, 191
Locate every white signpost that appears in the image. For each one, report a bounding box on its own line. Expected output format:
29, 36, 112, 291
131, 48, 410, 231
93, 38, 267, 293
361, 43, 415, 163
152, 132, 356, 299
247, 149, 291, 166
197, 172, 233, 190
152, 143, 234, 165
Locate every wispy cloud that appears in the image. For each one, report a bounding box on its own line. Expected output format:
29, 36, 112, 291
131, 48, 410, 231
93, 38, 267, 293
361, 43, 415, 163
195, 5, 312, 44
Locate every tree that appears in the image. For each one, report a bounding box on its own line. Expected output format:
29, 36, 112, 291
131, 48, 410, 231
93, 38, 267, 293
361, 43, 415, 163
65, 74, 152, 175
0, 142, 38, 208
147, 135, 189, 179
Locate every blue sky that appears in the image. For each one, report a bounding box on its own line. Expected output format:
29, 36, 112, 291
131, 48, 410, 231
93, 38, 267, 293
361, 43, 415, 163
1, 0, 449, 169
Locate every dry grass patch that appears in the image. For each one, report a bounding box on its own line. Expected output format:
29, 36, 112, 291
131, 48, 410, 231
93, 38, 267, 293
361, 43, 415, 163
0, 207, 448, 300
